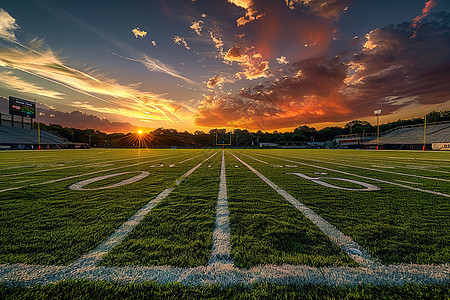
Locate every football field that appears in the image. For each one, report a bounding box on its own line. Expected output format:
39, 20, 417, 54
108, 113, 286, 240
0, 148, 448, 288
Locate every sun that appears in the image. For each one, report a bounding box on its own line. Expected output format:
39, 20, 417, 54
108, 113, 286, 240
138, 130, 142, 134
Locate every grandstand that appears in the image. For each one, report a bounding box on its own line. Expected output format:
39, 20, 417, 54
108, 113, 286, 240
0, 97, 87, 150
365, 121, 450, 150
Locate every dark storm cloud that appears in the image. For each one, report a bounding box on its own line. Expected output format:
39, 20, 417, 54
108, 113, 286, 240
195, 12, 450, 130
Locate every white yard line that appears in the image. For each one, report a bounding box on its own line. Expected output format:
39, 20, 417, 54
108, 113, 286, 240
178, 153, 206, 164
0, 153, 162, 178
70, 152, 218, 269
237, 152, 269, 164
278, 154, 450, 183
251, 152, 450, 198
208, 151, 233, 266
229, 152, 376, 268
0, 152, 196, 193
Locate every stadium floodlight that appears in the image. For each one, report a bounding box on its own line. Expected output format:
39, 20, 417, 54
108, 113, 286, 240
374, 109, 381, 148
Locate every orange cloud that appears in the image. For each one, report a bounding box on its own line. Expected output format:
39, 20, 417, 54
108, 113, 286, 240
223, 46, 269, 79
132, 27, 147, 38
206, 75, 224, 88
285, 0, 350, 20
410, 0, 437, 39
227, 0, 263, 26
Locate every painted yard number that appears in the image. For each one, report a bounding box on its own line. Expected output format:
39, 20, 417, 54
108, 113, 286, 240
287, 172, 380, 191
69, 171, 150, 191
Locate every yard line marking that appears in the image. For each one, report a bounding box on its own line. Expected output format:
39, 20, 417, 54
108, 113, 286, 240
208, 151, 233, 266
0, 152, 196, 193
269, 154, 450, 183
70, 152, 218, 269
395, 179, 422, 185
236, 152, 269, 164
178, 153, 205, 164
1, 261, 449, 287
230, 152, 376, 268
251, 152, 450, 198
0, 152, 163, 178
68, 171, 150, 191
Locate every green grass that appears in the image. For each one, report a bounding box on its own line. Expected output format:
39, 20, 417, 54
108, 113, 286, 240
225, 153, 357, 268
1, 280, 448, 299
100, 153, 221, 267
0, 149, 213, 265
233, 149, 450, 265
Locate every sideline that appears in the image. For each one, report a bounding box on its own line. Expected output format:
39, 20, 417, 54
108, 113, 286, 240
229, 152, 375, 268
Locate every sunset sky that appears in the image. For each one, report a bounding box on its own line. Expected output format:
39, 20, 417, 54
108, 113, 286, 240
0, 0, 449, 133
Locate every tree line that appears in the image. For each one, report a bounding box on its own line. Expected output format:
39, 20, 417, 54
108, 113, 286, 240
33, 110, 449, 147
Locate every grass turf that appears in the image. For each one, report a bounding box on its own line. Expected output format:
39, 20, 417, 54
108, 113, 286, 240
0, 149, 213, 265
1, 280, 448, 300
100, 153, 221, 267
225, 152, 357, 268
232, 149, 450, 265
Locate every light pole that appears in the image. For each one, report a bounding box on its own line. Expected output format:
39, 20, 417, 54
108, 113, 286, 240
374, 109, 381, 150
423, 114, 427, 151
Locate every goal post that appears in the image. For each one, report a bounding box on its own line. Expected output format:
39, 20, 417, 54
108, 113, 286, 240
215, 132, 232, 147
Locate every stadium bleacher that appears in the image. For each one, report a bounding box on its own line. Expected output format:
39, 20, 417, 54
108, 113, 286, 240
0, 125, 84, 150
366, 122, 450, 150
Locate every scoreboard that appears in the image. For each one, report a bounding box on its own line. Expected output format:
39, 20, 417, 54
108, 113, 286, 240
9, 96, 36, 118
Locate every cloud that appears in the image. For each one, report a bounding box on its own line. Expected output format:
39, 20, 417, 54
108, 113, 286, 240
0, 71, 64, 99
195, 13, 450, 129
227, 0, 264, 26
110, 51, 194, 84
0, 8, 19, 42
410, 0, 437, 38
35, 106, 143, 133
206, 75, 224, 88
285, 0, 350, 20
276, 56, 289, 64
132, 27, 147, 38
0, 38, 188, 124
173, 35, 190, 50
152, 40, 157, 46
190, 20, 204, 36
210, 31, 224, 53
224, 46, 269, 79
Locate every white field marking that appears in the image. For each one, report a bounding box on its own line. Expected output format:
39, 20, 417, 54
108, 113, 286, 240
169, 164, 175, 167
0, 152, 195, 193
68, 171, 150, 191
0, 153, 164, 178
395, 180, 422, 185
178, 153, 206, 164
230, 152, 376, 268
276, 154, 450, 183
287, 172, 380, 191
314, 172, 328, 175
175, 153, 217, 185
208, 151, 232, 266
285, 165, 298, 168
387, 156, 450, 162
272, 164, 284, 168
252, 153, 450, 198
70, 152, 218, 268
371, 165, 395, 169
236, 152, 269, 164
0, 262, 449, 288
